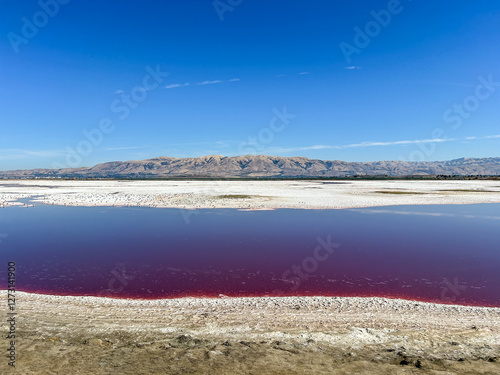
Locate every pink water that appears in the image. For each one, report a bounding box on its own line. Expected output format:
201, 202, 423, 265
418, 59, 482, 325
1, 203, 499, 307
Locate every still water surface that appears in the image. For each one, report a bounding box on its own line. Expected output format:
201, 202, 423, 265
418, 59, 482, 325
1, 203, 499, 306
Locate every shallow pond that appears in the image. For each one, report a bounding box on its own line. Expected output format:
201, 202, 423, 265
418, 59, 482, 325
1, 202, 499, 306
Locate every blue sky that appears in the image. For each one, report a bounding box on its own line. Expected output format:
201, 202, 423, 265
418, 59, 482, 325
1, 0, 500, 170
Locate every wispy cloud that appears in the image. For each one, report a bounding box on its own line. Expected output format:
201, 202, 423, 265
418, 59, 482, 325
343, 138, 453, 148
0, 149, 67, 160
260, 134, 500, 154
464, 134, 500, 141
114, 89, 125, 94
298, 72, 310, 75
196, 80, 222, 86
345, 66, 362, 70
266, 145, 333, 153
164, 78, 240, 89
265, 138, 453, 154
165, 83, 190, 89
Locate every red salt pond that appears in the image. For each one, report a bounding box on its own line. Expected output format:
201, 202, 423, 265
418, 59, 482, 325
1, 203, 499, 307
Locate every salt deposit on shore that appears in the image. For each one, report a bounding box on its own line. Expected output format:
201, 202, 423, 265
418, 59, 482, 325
0, 192, 32, 207
1, 179, 500, 209
10, 291, 500, 332
2, 291, 499, 374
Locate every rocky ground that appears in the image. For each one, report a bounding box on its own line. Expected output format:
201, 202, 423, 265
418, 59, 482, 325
1, 292, 499, 374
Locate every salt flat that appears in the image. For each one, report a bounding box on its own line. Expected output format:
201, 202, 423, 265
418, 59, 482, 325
1, 291, 499, 374
1, 179, 500, 209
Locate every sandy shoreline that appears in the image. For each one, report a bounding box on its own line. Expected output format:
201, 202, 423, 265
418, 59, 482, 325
2, 291, 499, 374
1, 179, 500, 210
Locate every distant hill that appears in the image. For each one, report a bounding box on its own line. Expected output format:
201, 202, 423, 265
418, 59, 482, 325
1, 155, 500, 179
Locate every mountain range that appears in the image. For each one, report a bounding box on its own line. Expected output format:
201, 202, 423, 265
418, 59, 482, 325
1, 155, 500, 179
